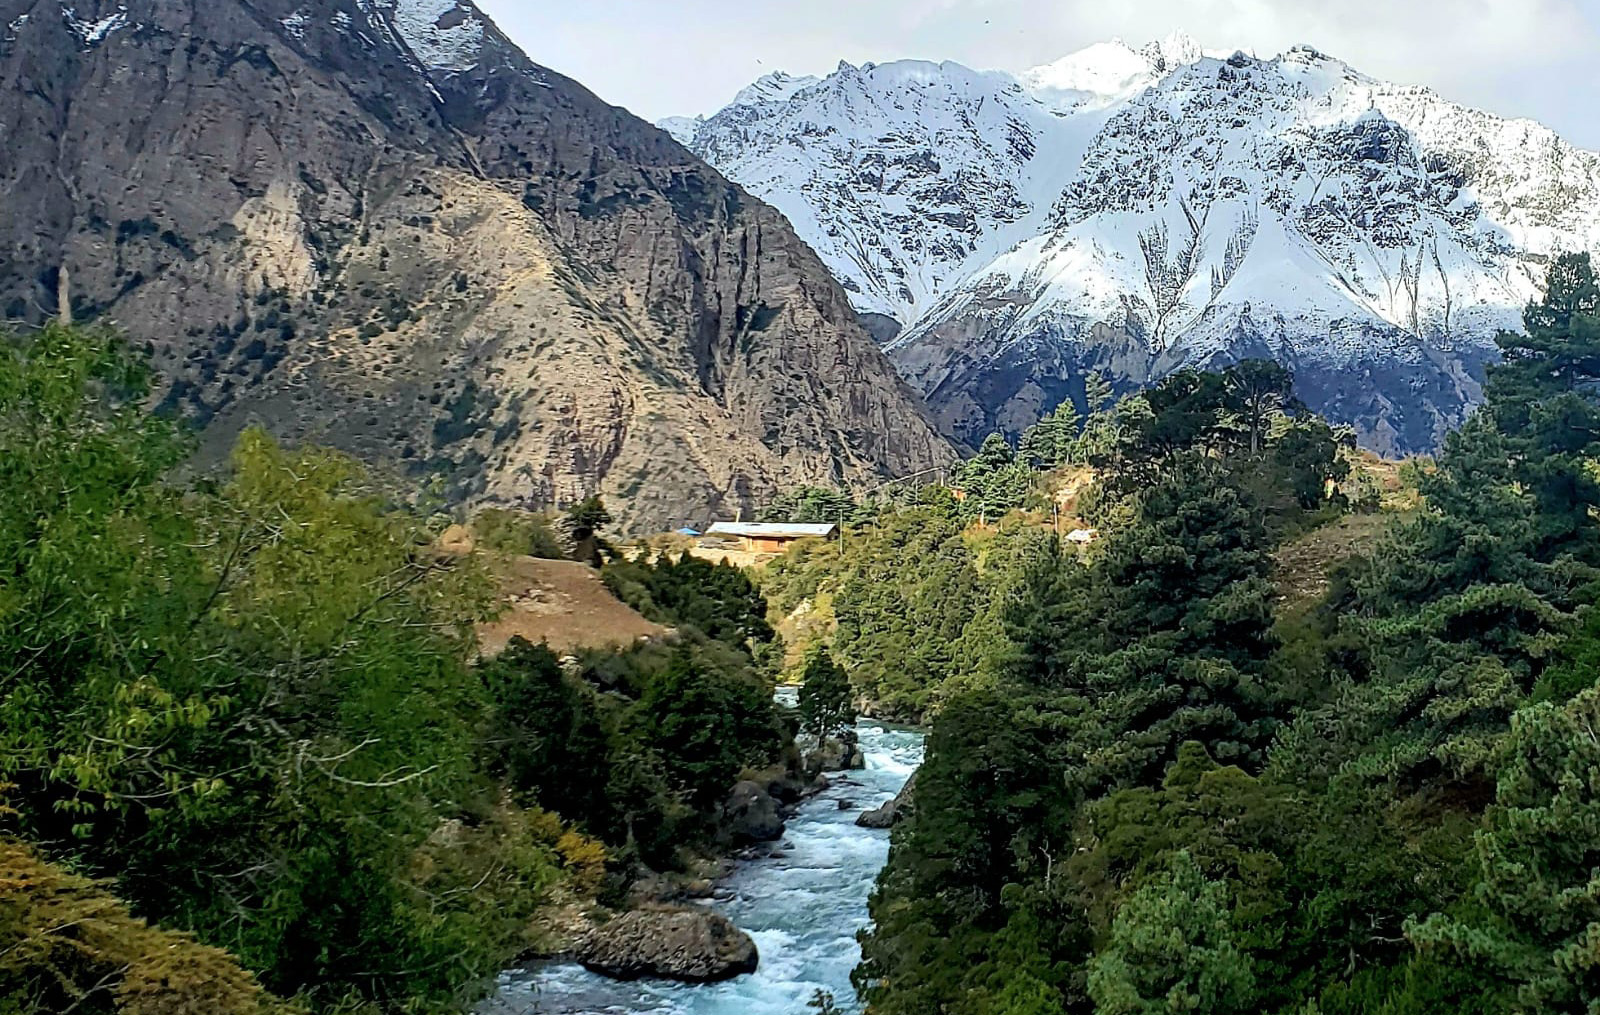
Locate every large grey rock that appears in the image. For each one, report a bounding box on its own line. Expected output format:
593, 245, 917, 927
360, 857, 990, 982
577, 909, 758, 983
857, 769, 918, 829
804, 732, 866, 773
722, 780, 784, 844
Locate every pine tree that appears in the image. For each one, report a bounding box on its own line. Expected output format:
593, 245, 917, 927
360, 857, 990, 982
1223, 359, 1299, 457
1408, 685, 1600, 1013
970, 431, 1016, 473
1020, 403, 1081, 470
1084, 370, 1116, 415
960, 433, 1030, 521
1016, 457, 1280, 783
1076, 371, 1121, 464
797, 646, 856, 748
1088, 851, 1258, 1015
1485, 251, 1600, 555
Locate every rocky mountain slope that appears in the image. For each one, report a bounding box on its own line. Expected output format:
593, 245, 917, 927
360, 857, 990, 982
668, 35, 1600, 454
0, 0, 952, 530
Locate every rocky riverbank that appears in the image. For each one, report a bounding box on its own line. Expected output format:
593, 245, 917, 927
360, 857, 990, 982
485, 718, 926, 1015
856, 769, 917, 829
523, 729, 868, 985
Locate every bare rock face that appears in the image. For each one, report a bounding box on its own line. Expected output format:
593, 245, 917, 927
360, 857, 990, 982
577, 909, 758, 983
0, 0, 953, 530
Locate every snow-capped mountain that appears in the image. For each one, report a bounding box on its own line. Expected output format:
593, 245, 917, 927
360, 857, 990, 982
664, 35, 1600, 453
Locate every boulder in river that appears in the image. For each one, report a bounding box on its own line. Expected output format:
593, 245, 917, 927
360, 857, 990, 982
804, 731, 867, 773
723, 780, 785, 844
576, 908, 759, 983
856, 769, 918, 829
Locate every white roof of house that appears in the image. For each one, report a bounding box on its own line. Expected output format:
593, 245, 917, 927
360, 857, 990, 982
705, 522, 839, 539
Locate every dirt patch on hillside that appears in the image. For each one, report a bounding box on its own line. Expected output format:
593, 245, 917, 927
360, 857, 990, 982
1273, 512, 1394, 608
477, 556, 666, 657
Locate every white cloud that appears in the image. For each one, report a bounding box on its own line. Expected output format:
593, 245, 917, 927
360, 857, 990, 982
478, 0, 1600, 147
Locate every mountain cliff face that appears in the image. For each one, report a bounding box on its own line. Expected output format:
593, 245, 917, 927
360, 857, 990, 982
0, 0, 953, 529
668, 35, 1600, 454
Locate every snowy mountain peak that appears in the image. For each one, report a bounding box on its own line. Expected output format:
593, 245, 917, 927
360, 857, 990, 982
1020, 40, 1166, 108
1137, 31, 1204, 72
658, 115, 703, 146
666, 38, 1600, 455
1020, 33, 1213, 110
733, 69, 822, 107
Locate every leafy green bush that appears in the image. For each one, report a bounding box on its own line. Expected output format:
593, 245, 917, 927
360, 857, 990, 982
472, 507, 567, 558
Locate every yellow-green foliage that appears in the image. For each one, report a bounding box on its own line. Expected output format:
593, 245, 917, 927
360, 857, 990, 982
556, 832, 608, 896
0, 839, 297, 1015
405, 804, 570, 965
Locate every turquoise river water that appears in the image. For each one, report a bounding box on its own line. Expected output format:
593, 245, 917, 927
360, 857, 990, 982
481, 715, 924, 1015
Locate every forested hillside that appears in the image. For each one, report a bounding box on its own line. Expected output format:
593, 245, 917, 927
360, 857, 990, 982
0, 324, 798, 1013
846, 253, 1600, 1014
761, 357, 1355, 722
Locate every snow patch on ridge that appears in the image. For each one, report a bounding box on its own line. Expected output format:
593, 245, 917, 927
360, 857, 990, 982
60, 4, 128, 47
388, 0, 483, 72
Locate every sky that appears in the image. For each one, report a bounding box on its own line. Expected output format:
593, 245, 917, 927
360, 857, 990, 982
480, 0, 1600, 148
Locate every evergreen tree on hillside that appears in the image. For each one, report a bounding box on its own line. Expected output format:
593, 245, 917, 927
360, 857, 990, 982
1085, 370, 1116, 415
1020, 402, 1081, 470
1270, 414, 1352, 509
1485, 251, 1600, 555
797, 646, 855, 748
1409, 685, 1600, 1013
1015, 457, 1280, 783
759, 485, 862, 525
1333, 256, 1600, 785
1088, 851, 1258, 1015
1138, 368, 1233, 459
480, 637, 613, 831
1224, 359, 1300, 457
832, 509, 983, 718
1073, 370, 1123, 463
958, 433, 1035, 520
604, 553, 774, 651
639, 649, 778, 809
858, 685, 1080, 1015
972, 432, 1016, 473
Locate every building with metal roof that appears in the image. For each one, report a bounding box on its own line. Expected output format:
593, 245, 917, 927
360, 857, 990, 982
702, 522, 840, 554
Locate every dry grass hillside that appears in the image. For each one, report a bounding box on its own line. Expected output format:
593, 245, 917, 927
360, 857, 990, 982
439, 528, 665, 657
475, 556, 666, 658
1272, 451, 1422, 609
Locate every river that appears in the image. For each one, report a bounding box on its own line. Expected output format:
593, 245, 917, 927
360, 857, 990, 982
483, 715, 925, 1015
